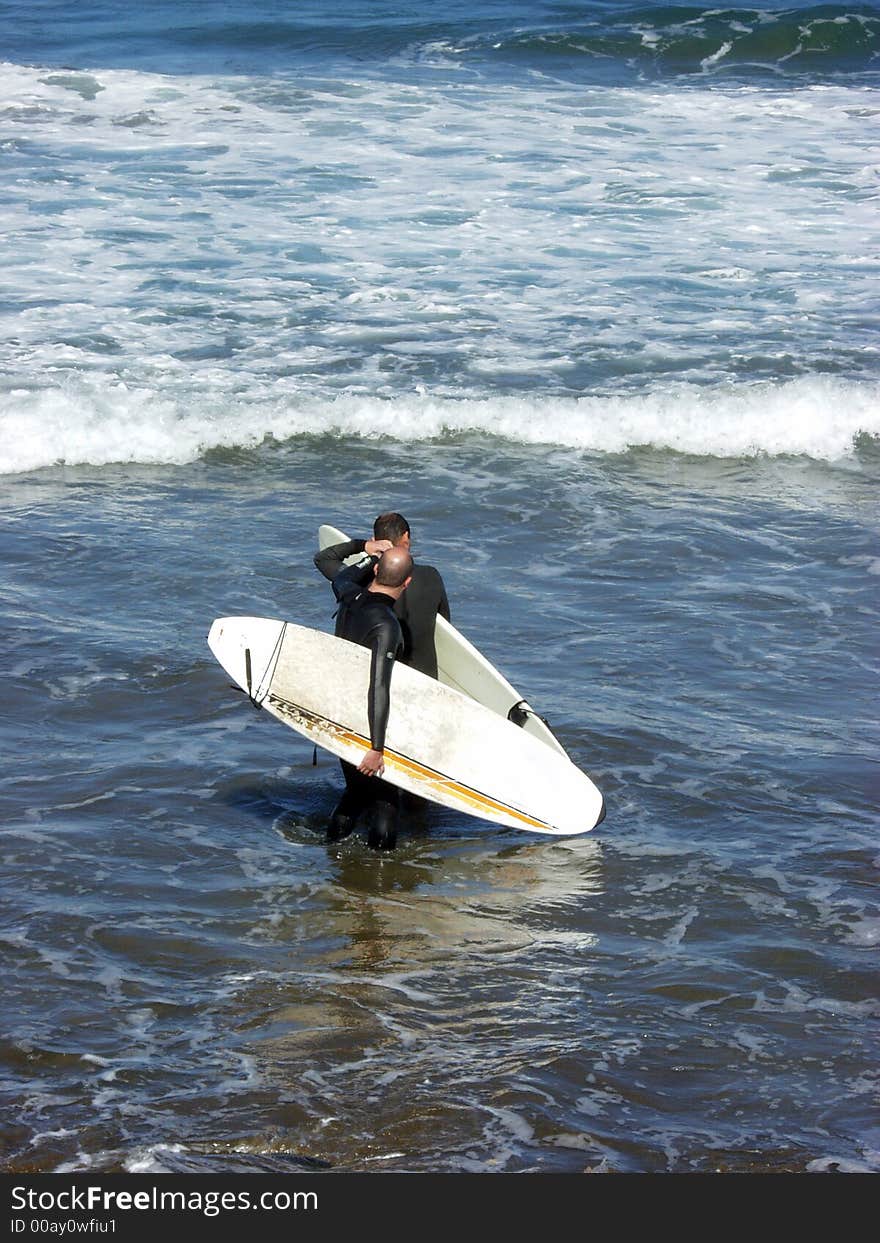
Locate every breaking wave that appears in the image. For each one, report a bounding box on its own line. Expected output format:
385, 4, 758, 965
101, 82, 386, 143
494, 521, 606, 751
2, 375, 877, 473
458, 6, 880, 82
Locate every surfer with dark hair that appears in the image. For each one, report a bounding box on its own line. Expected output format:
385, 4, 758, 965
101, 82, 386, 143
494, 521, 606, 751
314, 513, 450, 678
372, 511, 410, 545
327, 545, 413, 851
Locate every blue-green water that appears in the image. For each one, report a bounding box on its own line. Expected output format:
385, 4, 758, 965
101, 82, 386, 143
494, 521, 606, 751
1, 2, 878, 1174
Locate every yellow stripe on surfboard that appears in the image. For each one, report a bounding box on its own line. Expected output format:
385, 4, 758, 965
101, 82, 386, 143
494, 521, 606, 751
267, 692, 557, 832
335, 727, 554, 832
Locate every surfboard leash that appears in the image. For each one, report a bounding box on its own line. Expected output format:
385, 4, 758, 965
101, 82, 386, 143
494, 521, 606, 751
242, 623, 288, 710
507, 699, 553, 731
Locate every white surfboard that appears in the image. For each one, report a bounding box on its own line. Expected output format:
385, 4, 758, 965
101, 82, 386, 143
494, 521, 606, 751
208, 617, 605, 836
318, 524, 567, 756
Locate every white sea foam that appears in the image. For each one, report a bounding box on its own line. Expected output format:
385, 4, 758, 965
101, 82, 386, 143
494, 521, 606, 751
0, 61, 878, 435
1, 375, 877, 472
123, 1143, 186, 1174
806, 1154, 880, 1173
842, 915, 880, 948
0, 60, 877, 477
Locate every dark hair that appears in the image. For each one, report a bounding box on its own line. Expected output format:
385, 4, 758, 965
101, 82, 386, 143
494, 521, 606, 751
373, 511, 410, 544
375, 550, 413, 588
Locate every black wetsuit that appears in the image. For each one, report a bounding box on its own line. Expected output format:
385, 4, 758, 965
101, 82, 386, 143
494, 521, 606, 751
314, 539, 450, 678
328, 562, 404, 850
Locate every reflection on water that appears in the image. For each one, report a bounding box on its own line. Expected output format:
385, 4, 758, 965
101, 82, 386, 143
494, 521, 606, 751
221, 818, 606, 1172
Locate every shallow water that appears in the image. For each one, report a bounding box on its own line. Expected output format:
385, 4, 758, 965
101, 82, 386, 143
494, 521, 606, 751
1, 1, 879, 1174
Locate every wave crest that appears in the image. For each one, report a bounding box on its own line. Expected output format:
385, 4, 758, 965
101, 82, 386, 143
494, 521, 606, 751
453, 6, 880, 81
1, 376, 877, 474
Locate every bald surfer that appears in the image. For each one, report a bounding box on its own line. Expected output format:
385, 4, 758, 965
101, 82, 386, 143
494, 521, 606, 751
327, 545, 413, 851
314, 512, 450, 679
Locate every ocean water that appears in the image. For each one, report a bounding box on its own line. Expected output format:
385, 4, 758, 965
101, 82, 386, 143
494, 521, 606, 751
1, 0, 878, 1175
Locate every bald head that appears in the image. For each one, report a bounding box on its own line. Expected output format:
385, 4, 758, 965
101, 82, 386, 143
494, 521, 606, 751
374, 545, 413, 590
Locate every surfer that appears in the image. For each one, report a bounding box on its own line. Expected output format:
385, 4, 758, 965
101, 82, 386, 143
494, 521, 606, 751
314, 512, 450, 678
328, 544, 413, 851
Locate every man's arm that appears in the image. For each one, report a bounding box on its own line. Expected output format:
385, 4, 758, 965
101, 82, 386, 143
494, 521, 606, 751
437, 573, 451, 623
314, 539, 367, 583
423, 565, 451, 623
361, 616, 401, 776
332, 560, 375, 605
314, 539, 393, 582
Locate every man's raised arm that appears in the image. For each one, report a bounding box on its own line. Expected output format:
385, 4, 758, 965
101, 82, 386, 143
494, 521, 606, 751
314, 538, 392, 582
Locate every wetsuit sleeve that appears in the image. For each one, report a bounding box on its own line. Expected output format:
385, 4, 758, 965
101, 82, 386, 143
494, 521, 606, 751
332, 559, 376, 604
366, 616, 401, 752
437, 573, 451, 622
314, 539, 368, 582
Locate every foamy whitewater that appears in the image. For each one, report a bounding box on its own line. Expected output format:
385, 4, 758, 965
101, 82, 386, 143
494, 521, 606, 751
2, 1, 879, 1175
